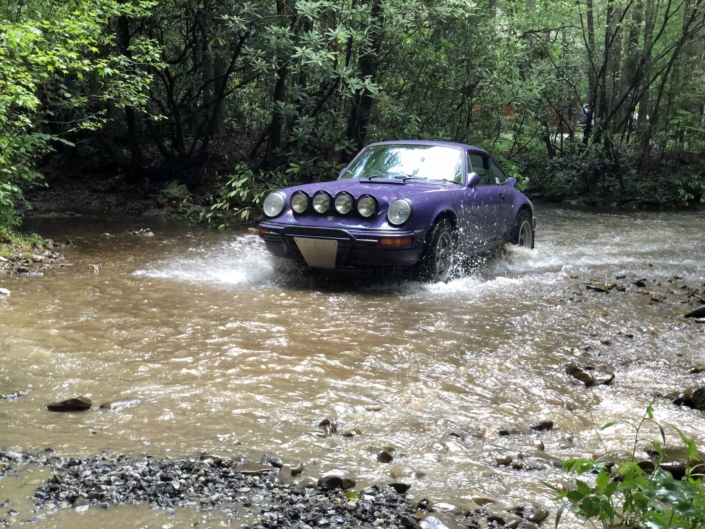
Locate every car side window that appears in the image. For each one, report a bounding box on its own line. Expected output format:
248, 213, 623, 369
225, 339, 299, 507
490, 159, 508, 185
467, 153, 493, 186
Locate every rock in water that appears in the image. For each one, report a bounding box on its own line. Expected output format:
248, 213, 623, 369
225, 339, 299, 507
685, 307, 705, 318
46, 397, 92, 412
565, 363, 595, 387
0, 288, 10, 297
530, 420, 554, 432
99, 399, 141, 411
389, 482, 411, 494
377, 450, 394, 463
275, 465, 294, 485
683, 387, 705, 411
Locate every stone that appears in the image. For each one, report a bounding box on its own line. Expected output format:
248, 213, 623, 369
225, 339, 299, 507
291, 462, 304, 476
565, 363, 595, 387
268, 456, 284, 468
342, 428, 363, 437
73, 497, 89, 508
495, 455, 513, 466
530, 420, 554, 432
377, 450, 394, 463
420, 516, 450, 529
16, 267, 29, 274
685, 307, 705, 318
389, 483, 411, 494
46, 397, 92, 412
275, 466, 294, 485
233, 463, 273, 475
390, 466, 404, 479
31, 255, 43, 263
586, 284, 609, 293
0, 390, 27, 400
682, 387, 705, 411
99, 399, 140, 411
0, 288, 10, 297
365, 405, 383, 412
317, 475, 355, 491
296, 477, 317, 489
634, 279, 647, 288
689, 366, 705, 374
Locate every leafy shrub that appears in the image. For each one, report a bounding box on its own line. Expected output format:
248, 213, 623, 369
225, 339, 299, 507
548, 402, 704, 529
198, 164, 289, 228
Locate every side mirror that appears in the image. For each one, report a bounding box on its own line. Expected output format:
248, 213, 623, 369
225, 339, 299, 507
338, 168, 347, 179
467, 172, 481, 189
507, 177, 517, 188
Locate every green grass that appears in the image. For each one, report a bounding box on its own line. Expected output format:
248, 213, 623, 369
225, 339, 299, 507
0, 230, 45, 260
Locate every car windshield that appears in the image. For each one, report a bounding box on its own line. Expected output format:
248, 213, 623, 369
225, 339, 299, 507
341, 144, 464, 184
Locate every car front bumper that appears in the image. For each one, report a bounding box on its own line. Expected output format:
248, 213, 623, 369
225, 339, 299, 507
258, 222, 425, 268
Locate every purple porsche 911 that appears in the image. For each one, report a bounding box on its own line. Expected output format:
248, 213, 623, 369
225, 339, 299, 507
259, 140, 536, 281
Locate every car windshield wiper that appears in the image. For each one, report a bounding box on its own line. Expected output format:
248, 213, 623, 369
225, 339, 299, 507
402, 176, 460, 184
364, 173, 412, 180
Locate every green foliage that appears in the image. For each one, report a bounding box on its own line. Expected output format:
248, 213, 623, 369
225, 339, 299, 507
548, 402, 705, 529
0, 0, 159, 230
200, 164, 289, 228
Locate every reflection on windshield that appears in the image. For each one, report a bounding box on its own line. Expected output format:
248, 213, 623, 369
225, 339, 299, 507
342, 145, 463, 183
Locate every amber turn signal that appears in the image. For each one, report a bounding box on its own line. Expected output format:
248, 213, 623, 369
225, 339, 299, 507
259, 228, 270, 237
379, 237, 413, 246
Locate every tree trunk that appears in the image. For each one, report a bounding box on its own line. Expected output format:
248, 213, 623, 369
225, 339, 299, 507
345, 0, 382, 159
637, 0, 655, 159
118, 14, 144, 168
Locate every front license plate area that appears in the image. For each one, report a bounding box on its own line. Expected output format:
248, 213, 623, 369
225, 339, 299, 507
294, 237, 338, 269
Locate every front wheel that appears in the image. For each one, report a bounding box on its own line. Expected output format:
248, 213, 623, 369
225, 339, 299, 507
511, 210, 535, 249
415, 220, 455, 282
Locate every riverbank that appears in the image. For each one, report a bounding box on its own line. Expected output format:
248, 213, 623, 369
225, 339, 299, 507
0, 449, 558, 529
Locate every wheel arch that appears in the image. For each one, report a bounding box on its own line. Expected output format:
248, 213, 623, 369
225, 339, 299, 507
431, 209, 458, 232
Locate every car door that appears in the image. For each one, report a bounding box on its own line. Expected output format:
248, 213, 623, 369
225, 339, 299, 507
466, 151, 505, 243
488, 157, 515, 239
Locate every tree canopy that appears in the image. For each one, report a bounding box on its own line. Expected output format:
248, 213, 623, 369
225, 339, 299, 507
1, 0, 704, 229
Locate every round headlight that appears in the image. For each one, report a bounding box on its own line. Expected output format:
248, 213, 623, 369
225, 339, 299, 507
357, 195, 377, 218
335, 192, 354, 214
387, 199, 413, 225
263, 192, 286, 218
291, 192, 309, 214
312, 192, 331, 213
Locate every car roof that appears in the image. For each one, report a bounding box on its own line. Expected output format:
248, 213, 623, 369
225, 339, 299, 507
367, 140, 488, 154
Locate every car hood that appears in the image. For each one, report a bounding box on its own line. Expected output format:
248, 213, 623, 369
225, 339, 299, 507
266, 178, 458, 230
285, 179, 454, 203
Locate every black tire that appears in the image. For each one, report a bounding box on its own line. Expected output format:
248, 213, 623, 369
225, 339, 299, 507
415, 220, 455, 282
511, 210, 535, 249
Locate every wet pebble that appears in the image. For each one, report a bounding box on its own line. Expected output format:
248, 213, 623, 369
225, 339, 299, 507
377, 450, 394, 463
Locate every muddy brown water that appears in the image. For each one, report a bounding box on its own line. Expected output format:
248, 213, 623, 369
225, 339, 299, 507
1, 206, 705, 528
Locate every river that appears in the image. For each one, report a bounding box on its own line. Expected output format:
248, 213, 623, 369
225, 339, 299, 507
1, 205, 704, 528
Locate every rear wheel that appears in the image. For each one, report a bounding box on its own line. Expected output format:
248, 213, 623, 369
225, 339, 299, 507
511, 210, 534, 249
416, 220, 455, 282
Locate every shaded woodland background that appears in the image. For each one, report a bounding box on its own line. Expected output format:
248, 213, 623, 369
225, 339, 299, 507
1, 0, 704, 229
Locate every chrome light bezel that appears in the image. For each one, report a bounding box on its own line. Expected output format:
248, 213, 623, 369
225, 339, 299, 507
334, 192, 354, 215
263, 191, 286, 218
387, 198, 413, 226
357, 194, 377, 218
291, 191, 309, 214
312, 191, 332, 214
